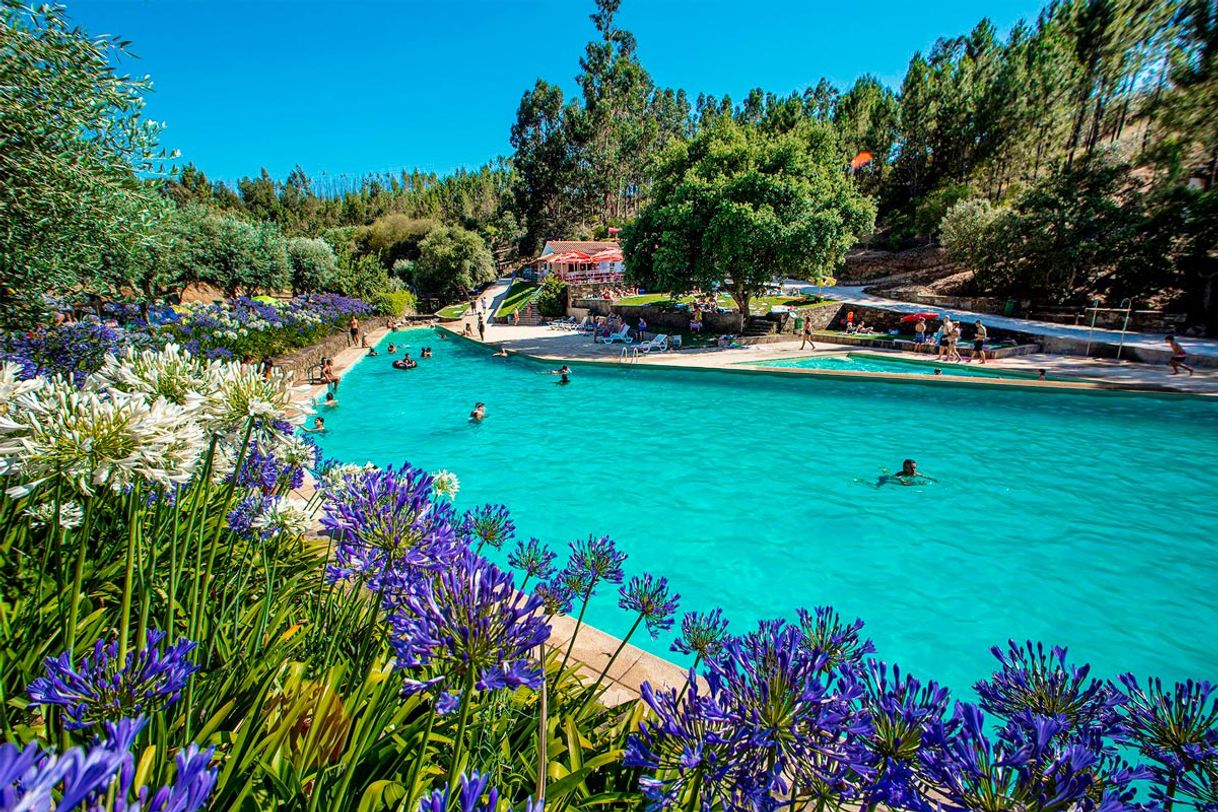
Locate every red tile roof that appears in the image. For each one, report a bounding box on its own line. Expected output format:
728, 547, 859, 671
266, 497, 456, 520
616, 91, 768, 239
542, 240, 619, 255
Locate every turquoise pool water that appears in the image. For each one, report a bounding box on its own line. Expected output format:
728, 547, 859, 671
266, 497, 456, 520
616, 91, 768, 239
313, 328, 1218, 697
754, 353, 1041, 379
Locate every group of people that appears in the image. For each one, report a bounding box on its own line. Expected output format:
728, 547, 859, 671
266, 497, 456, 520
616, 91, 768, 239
389, 343, 432, 369
909, 316, 990, 364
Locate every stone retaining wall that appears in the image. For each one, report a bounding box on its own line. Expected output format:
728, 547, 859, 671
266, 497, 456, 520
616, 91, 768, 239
274, 331, 354, 384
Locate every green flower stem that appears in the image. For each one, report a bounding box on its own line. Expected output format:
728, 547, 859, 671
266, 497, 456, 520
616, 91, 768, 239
580, 613, 642, 713
403, 701, 438, 812
536, 642, 549, 803
64, 497, 97, 656
117, 487, 140, 661
557, 579, 598, 679
448, 675, 477, 793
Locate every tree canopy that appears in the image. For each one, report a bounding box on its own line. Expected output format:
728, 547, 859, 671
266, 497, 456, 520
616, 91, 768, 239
623, 119, 875, 316
410, 227, 497, 301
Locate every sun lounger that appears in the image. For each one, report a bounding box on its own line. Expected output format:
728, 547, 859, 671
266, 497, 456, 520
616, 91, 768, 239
636, 333, 669, 353
601, 325, 633, 344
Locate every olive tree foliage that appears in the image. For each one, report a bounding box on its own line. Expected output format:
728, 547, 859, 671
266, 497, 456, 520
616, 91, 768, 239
410, 226, 496, 302
623, 118, 875, 316
0, 1, 173, 323
286, 237, 340, 292
939, 198, 1005, 274
166, 205, 290, 297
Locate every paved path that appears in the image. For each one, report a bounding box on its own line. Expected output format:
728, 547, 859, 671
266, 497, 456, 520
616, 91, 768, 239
804, 285, 1218, 360
467, 322, 1218, 395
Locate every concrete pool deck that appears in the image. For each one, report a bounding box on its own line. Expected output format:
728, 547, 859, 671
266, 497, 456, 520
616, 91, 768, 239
444, 318, 1218, 396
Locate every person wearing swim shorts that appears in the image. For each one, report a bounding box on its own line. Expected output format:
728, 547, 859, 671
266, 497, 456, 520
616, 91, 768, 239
1166, 335, 1195, 376
970, 320, 988, 364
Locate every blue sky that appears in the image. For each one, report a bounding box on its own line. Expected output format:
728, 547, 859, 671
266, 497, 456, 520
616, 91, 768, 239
68, 0, 1046, 183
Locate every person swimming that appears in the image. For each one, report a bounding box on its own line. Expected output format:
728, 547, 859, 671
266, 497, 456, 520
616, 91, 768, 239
393, 353, 418, 370
421, 347, 432, 358
387, 343, 397, 354
302, 416, 326, 433
492, 347, 509, 357
548, 364, 571, 384
877, 459, 936, 487
313, 391, 338, 409
469, 402, 486, 422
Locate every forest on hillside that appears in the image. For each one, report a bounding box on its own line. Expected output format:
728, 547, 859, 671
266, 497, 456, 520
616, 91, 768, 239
3, 0, 1216, 329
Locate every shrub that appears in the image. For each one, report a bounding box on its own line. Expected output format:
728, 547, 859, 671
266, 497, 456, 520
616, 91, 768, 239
373, 290, 418, 317
536, 274, 568, 318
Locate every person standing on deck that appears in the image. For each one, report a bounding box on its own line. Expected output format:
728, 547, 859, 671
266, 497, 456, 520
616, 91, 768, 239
800, 318, 816, 350
477, 313, 486, 341
970, 320, 988, 364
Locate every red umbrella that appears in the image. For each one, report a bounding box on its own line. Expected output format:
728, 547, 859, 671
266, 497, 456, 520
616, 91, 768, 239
900, 312, 940, 323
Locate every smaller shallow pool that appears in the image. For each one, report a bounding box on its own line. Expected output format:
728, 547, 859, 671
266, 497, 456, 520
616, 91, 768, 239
751, 352, 1044, 379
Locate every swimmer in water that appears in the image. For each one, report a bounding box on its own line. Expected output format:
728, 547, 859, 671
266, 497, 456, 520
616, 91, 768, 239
387, 343, 397, 354
1038, 369, 1047, 381
548, 364, 571, 384
877, 459, 936, 487
302, 416, 326, 433
392, 354, 417, 370
493, 347, 509, 357
313, 392, 338, 409
469, 402, 486, 422
933, 368, 943, 376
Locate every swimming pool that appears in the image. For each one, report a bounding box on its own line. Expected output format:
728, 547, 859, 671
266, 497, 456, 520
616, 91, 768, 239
314, 328, 1218, 697
753, 352, 1043, 379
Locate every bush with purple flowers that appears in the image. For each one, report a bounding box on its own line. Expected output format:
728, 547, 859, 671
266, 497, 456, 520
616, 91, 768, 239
27, 630, 199, 730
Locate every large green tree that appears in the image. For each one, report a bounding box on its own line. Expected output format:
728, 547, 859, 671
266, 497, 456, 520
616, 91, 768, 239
410, 226, 496, 302
623, 119, 875, 316
0, 1, 170, 323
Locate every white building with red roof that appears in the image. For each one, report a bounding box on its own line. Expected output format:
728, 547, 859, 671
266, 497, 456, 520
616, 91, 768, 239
534, 240, 624, 284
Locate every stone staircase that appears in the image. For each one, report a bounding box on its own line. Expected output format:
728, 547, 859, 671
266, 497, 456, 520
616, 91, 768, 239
742, 315, 779, 337
513, 300, 543, 326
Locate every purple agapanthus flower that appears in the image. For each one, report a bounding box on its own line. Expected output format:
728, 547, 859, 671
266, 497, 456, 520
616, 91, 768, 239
626, 671, 738, 812
0, 716, 216, 812
27, 630, 199, 730
858, 661, 951, 812
920, 703, 1146, 812
1118, 675, 1218, 807
234, 441, 303, 494
227, 493, 270, 539
508, 537, 557, 583
566, 534, 626, 588
387, 549, 550, 702
462, 504, 515, 551
418, 771, 542, 812
795, 605, 876, 668
671, 609, 730, 660
534, 577, 576, 617
977, 641, 1125, 738
708, 619, 873, 805
619, 574, 681, 638
321, 464, 461, 590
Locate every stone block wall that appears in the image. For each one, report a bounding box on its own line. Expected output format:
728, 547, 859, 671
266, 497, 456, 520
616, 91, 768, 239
274, 331, 353, 384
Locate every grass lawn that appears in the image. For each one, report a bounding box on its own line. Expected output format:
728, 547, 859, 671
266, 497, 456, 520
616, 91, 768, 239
436, 302, 468, 319
495, 281, 539, 317
615, 293, 836, 313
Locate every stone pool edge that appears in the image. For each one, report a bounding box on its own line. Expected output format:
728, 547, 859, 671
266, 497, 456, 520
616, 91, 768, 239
435, 324, 1216, 399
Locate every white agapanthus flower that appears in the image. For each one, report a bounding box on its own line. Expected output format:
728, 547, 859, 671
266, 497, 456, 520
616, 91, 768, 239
202, 361, 312, 439
0, 362, 43, 424
0, 378, 206, 497
90, 343, 210, 415
24, 500, 84, 530
251, 497, 311, 538
320, 461, 377, 491
432, 469, 460, 501
272, 433, 319, 471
